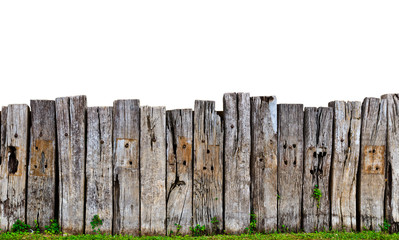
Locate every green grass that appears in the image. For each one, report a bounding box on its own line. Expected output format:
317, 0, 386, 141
1, 232, 399, 240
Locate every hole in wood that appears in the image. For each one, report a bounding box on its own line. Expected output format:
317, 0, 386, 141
283, 143, 287, 149
64, 133, 68, 137
182, 144, 186, 149
211, 166, 214, 171
207, 149, 210, 154
129, 161, 132, 165
39, 131, 43, 137
14, 133, 18, 138
202, 140, 205, 143
373, 149, 376, 153
269, 140, 273, 145
293, 144, 296, 148
230, 124, 234, 128
8, 146, 18, 174
376, 166, 379, 171
259, 158, 263, 162
319, 169, 323, 175
313, 152, 317, 158
310, 169, 314, 174
322, 152, 327, 157
284, 160, 288, 165
125, 143, 129, 148
35, 146, 38, 150
45, 164, 47, 169
152, 137, 156, 142
293, 160, 296, 166
34, 165, 37, 169
203, 167, 207, 170
183, 161, 186, 165
340, 138, 344, 142
100, 140, 104, 144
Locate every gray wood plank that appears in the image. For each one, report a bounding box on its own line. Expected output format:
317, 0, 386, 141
55, 96, 87, 234
277, 104, 303, 232
112, 99, 140, 235
193, 100, 224, 234
250, 96, 278, 232
303, 107, 333, 232
27, 100, 56, 230
0, 107, 8, 231
166, 109, 193, 236
85, 107, 113, 234
140, 106, 166, 236
223, 92, 251, 234
359, 97, 387, 231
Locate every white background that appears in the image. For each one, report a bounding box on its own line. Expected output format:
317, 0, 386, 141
1, 1, 398, 110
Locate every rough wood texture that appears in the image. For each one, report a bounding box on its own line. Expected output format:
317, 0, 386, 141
166, 109, 193, 236
140, 106, 166, 235
303, 107, 333, 232
85, 107, 113, 234
359, 97, 387, 231
27, 100, 56, 230
0, 107, 7, 231
193, 100, 224, 234
0, 105, 29, 231
277, 104, 303, 232
113, 100, 140, 235
250, 96, 278, 232
381, 94, 399, 232
328, 101, 361, 231
55, 96, 87, 234
223, 93, 251, 234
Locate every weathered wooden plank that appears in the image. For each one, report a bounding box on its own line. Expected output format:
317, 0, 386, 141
328, 101, 361, 231
381, 94, 399, 232
27, 100, 56, 230
223, 92, 251, 234
193, 100, 224, 234
140, 106, 166, 235
0, 107, 7, 231
359, 97, 387, 231
0, 105, 29, 230
277, 104, 303, 232
112, 99, 140, 235
303, 107, 333, 232
166, 109, 193, 236
55, 96, 87, 234
250, 96, 278, 232
85, 107, 113, 234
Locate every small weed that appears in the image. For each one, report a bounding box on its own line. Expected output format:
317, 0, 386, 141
313, 185, 322, 208
378, 219, 391, 232
277, 194, 280, 200
245, 213, 257, 234
190, 224, 206, 236
44, 219, 60, 235
90, 215, 103, 234
211, 217, 220, 233
169, 223, 182, 236
11, 219, 31, 233
34, 220, 40, 234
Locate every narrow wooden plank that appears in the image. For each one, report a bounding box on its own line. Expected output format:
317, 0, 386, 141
193, 100, 224, 234
27, 100, 56, 230
0, 107, 8, 231
303, 107, 333, 232
250, 96, 278, 232
328, 101, 361, 231
140, 106, 166, 235
223, 92, 251, 234
85, 107, 113, 234
359, 97, 387, 231
277, 104, 303, 232
112, 99, 140, 235
381, 94, 399, 232
0, 105, 29, 230
55, 95, 87, 234
166, 109, 193, 236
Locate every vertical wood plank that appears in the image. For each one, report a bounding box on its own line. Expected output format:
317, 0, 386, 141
250, 96, 278, 232
193, 100, 224, 233
0, 107, 8, 231
303, 107, 333, 232
277, 104, 303, 232
223, 92, 251, 234
0, 105, 29, 230
55, 96, 87, 234
359, 97, 387, 231
166, 109, 193, 236
329, 101, 361, 231
85, 107, 113, 234
27, 100, 56, 230
140, 106, 166, 235
112, 100, 140, 235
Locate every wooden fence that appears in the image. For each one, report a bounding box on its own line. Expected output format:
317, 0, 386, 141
0, 93, 398, 235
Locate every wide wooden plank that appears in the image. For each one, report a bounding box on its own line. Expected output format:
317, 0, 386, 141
277, 104, 303, 232
328, 101, 361, 231
0, 107, 7, 231
85, 107, 113, 234
303, 107, 333, 232
250, 96, 278, 232
0, 105, 29, 231
359, 97, 387, 231
140, 106, 166, 235
223, 92, 251, 234
27, 100, 56, 230
55, 95, 87, 234
193, 100, 224, 234
166, 109, 193, 236
112, 100, 140, 235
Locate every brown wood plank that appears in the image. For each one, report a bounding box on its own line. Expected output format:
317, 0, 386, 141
250, 96, 278, 232
223, 92, 251, 234
193, 100, 223, 234
85, 107, 113, 234
55, 96, 87, 234
140, 106, 166, 235
112, 99, 140, 235
303, 107, 333, 232
166, 109, 193, 236
359, 97, 387, 231
27, 100, 56, 230
277, 104, 303, 232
